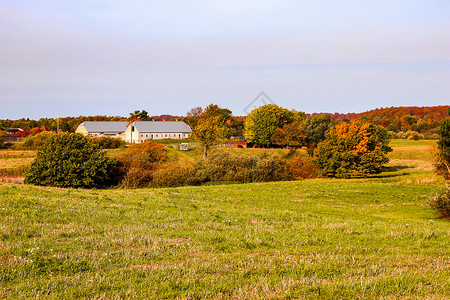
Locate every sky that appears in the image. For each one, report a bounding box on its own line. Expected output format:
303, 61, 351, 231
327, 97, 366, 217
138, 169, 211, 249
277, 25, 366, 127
1, 0, 449, 119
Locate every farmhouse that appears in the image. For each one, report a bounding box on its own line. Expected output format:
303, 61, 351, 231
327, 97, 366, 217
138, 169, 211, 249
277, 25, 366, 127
75, 121, 128, 140
125, 121, 191, 143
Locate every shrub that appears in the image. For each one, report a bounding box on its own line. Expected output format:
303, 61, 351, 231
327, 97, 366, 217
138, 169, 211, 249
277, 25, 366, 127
126, 141, 168, 162
390, 131, 424, 140
116, 141, 168, 188
151, 150, 292, 188
253, 155, 292, 182
285, 152, 320, 179
25, 133, 115, 188
428, 185, 450, 219
22, 131, 55, 149
90, 136, 125, 149
200, 151, 254, 182
119, 165, 154, 188
152, 161, 205, 187
434, 118, 450, 180
199, 150, 291, 183
0, 137, 12, 149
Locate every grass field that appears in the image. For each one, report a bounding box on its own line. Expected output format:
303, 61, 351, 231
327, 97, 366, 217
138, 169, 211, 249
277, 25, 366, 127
0, 139, 448, 299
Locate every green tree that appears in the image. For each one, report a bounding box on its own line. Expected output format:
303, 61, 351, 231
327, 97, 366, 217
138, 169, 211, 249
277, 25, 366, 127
314, 122, 392, 178
303, 114, 334, 155
25, 133, 115, 188
193, 104, 232, 158
434, 118, 450, 180
244, 104, 293, 146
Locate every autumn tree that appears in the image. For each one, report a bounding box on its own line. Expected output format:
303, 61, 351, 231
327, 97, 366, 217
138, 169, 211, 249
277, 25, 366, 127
271, 123, 306, 148
303, 114, 334, 155
187, 107, 203, 118
244, 104, 294, 146
314, 122, 392, 178
193, 104, 233, 158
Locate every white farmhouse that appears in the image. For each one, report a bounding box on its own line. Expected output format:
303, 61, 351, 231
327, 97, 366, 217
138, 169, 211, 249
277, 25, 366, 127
125, 121, 192, 143
75, 121, 128, 140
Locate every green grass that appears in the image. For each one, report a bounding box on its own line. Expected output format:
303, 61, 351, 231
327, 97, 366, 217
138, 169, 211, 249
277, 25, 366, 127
389, 139, 437, 148
0, 181, 448, 299
0, 140, 448, 299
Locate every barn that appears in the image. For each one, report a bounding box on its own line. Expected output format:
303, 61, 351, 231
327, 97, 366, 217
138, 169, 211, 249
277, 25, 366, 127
125, 121, 192, 143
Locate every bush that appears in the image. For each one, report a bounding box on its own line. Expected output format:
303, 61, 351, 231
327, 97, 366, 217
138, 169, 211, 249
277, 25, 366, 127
152, 161, 205, 188
25, 133, 115, 188
253, 155, 292, 182
126, 141, 168, 162
119, 165, 154, 188
0, 137, 12, 149
434, 118, 450, 180
390, 131, 424, 140
116, 141, 168, 188
285, 152, 320, 179
151, 150, 292, 188
200, 151, 254, 182
90, 136, 125, 149
428, 185, 450, 219
22, 131, 55, 149
199, 150, 291, 183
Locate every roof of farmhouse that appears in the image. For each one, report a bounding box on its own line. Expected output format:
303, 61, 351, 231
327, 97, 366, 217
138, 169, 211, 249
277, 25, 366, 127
131, 121, 192, 133
80, 121, 128, 133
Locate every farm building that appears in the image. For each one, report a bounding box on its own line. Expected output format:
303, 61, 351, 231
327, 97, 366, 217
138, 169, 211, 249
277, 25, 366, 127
5, 128, 24, 135
75, 121, 128, 140
125, 121, 192, 143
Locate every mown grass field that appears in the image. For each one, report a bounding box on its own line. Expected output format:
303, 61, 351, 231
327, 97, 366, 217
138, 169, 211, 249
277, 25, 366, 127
0, 140, 449, 299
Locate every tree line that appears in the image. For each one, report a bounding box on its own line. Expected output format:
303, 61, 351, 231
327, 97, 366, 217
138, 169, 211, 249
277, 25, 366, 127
1, 105, 448, 138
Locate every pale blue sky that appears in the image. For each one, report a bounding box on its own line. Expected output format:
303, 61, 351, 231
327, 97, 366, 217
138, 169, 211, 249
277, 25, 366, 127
1, 0, 449, 119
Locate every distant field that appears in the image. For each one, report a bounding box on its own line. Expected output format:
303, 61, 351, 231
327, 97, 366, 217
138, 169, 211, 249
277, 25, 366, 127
389, 139, 437, 148
0, 139, 448, 299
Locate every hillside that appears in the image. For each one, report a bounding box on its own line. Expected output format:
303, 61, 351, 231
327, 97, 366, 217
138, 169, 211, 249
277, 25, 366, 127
1, 141, 449, 299
311, 105, 450, 134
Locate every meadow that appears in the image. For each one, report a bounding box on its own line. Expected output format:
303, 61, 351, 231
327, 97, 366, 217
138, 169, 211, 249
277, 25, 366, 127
0, 140, 448, 299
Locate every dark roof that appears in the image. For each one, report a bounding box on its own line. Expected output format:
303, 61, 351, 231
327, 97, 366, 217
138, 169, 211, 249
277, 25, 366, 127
131, 121, 192, 133
79, 121, 128, 133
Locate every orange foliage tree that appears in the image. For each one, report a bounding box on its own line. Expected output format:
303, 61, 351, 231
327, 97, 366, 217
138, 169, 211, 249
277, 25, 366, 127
314, 122, 392, 178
